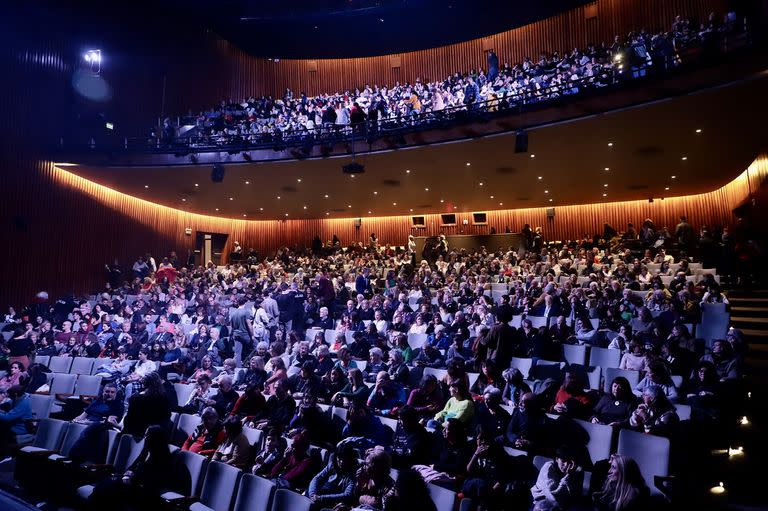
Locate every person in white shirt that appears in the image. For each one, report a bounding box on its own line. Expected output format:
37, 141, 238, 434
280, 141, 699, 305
372, 310, 388, 335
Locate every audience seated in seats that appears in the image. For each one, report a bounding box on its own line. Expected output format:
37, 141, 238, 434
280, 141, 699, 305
390, 404, 432, 468
685, 360, 722, 420
475, 386, 512, 443
591, 454, 650, 511
366, 371, 406, 416
629, 385, 680, 437
699, 339, 741, 381
332, 368, 371, 408
288, 393, 338, 447
0, 386, 32, 457
591, 377, 637, 427
506, 392, 551, 453
382, 467, 438, 511
181, 406, 226, 457
461, 425, 514, 511
342, 402, 392, 449
634, 361, 679, 403
307, 442, 359, 511
502, 368, 532, 407
0, 361, 28, 391
121, 372, 171, 437
431, 380, 475, 428
212, 416, 252, 469
349, 447, 395, 511
231, 382, 267, 422
234, 355, 268, 390
268, 430, 320, 490
620, 341, 648, 372
251, 379, 296, 430
406, 374, 444, 422
552, 369, 593, 419
252, 427, 287, 478
531, 445, 585, 511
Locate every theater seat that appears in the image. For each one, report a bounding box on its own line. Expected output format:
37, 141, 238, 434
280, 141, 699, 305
428, 482, 456, 511
233, 474, 276, 511
271, 488, 312, 511
19, 418, 68, 453
617, 429, 670, 493
190, 460, 242, 511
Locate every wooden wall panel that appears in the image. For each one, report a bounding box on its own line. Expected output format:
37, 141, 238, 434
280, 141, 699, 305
199, 0, 727, 101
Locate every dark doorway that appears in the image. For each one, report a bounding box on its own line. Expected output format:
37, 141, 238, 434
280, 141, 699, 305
195, 232, 229, 266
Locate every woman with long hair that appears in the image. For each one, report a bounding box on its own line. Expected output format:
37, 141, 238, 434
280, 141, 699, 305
592, 454, 650, 511
591, 377, 636, 427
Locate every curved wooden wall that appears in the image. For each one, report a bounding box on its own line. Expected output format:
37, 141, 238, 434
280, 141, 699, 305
202, 0, 728, 101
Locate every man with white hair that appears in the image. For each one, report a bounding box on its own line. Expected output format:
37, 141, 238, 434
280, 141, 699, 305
316, 306, 334, 330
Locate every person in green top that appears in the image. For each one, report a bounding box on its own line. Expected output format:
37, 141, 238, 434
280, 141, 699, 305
332, 368, 371, 407
432, 380, 474, 427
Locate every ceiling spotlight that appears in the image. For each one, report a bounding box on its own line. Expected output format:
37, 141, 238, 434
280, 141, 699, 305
324, 194, 329, 198
303, 205, 307, 209
453, 206, 457, 210
479, 182, 484, 186
602, 193, 607, 197
604, 184, 608, 187
440, 199, 444, 203
530, 154, 535, 158
671, 175, 677, 179
538, 176, 543, 180
348, 204, 352, 208
368, 210, 372, 214
392, 202, 397, 206
181, 198, 186, 202
194, 183, 199, 187
604, 167, 610, 171
608, 142, 613, 147
665, 187, 670, 190
297, 178, 302, 182
285, 213, 289, 217
277, 196, 281, 199
350, 174, 355, 178
424, 187, 429, 191
144, 185, 149, 189
406, 169, 411, 174
544, 190, 549, 194
215, 208, 219, 211
410, 208, 414, 212
373, 191, 378, 195
259, 207, 263, 211
325, 212, 329, 215
490, 195, 495, 199
229, 197, 234, 201
696, 129, 702, 133
245, 180, 250, 184
681, 156, 688, 161
549, 199, 553, 202
243, 214, 247, 217
466, 162, 471, 166
499, 202, 503, 206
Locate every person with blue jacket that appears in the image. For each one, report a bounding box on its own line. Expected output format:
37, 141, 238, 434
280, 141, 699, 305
0, 385, 33, 457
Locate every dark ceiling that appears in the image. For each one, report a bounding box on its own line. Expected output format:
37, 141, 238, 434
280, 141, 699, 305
61, 76, 768, 221
7, 0, 591, 59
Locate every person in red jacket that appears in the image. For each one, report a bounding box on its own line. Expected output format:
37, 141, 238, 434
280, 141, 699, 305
181, 407, 226, 457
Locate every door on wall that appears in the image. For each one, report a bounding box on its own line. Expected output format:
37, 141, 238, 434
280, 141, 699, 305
194, 232, 229, 266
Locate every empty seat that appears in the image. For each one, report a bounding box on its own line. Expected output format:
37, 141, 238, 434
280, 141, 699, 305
698, 302, 730, 347
69, 357, 95, 375
29, 394, 53, 420
467, 372, 480, 390
423, 367, 447, 381
589, 347, 621, 370
574, 419, 614, 466
242, 427, 263, 449
530, 360, 562, 381
35, 355, 51, 368
603, 368, 640, 393
527, 316, 548, 329
428, 482, 456, 511
271, 488, 312, 511
174, 383, 196, 406
407, 333, 428, 350
563, 344, 588, 366
190, 461, 243, 511
674, 403, 692, 421
233, 474, 276, 511
617, 429, 670, 493
74, 374, 103, 397
48, 356, 73, 373
48, 373, 77, 396
19, 418, 68, 453
78, 435, 145, 501
161, 450, 209, 500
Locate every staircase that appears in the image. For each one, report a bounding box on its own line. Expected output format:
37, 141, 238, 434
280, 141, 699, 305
729, 290, 768, 376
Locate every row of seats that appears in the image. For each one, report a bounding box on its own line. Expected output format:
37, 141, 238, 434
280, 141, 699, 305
35, 355, 118, 375
25, 418, 455, 511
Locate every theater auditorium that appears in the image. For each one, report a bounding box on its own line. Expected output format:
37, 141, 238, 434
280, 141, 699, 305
0, 1, 766, 510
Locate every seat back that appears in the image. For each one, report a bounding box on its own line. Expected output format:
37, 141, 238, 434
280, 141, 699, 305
32, 418, 68, 451
428, 482, 456, 511
271, 488, 312, 511
674, 403, 692, 421
603, 368, 640, 393
174, 383, 196, 406
530, 360, 563, 381
172, 450, 209, 497
175, 414, 202, 445
407, 333, 428, 350
49, 373, 77, 396
467, 372, 480, 390
574, 419, 614, 466
199, 461, 242, 511
35, 355, 50, 368
617, 429, 670, 493
423, 367, 447, 381
233, 474, 276, 511
533, 455, 552, 472
48, 356, 73, 373
509, 357, 533, 379
69, 357, 95, 375
29, 394, 53, 420
58, 421, 89, 457
698, 302, 730, 347
105, 429, 120, 464
589, 347, 621, 369
243, 426, 263, 450
112, 435, 146, 473
74, 375, 103, 397
562, 344, 588, 366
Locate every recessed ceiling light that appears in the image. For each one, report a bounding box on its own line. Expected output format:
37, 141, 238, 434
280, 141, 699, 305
490, 195, 495, 199
530, 154, 535, 158
285, 213, 289, 217
392, 202, 397, 206
324, 194, 329, 198
602, 193, 607, 197
181, 198, 186, 202
608, 142, 613, 147
277, 196, 281, 199
215, 208, 219, 211
325, 212, 329, 215
297, 178, 302, 182
604, 184, 608, 187
604, 167, 610, 171
348, 204, 352, 208
259, 207, 263, 211
453, 206, 457, 210
243, 214, 247, 217
538, 176, 543, 180
368, 210, 372, 214
245, 181, 250, 184
406, 169, 411, 174
671, 175, 677, 179
681, 156, 688, 160
373, 191, 378, 195
665, 187, 670, 190
194, 183, 199, 187
303, 205, 307, 209
229, 197, 234, 201
479, 182, 484, 186
499, 202, 503, 206
410, 208, 413, 212
424, 187, 429, 191
544, 190, 549, 194
350, 174, 355, 178
696, 129, 702, 133
144, 185, 149, 189
440, 199, 444, 203
466, 162, 471, 166
549, 199, 553, 202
